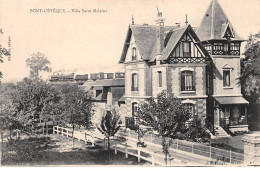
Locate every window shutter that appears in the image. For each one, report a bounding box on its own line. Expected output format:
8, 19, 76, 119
192, 71, 196, 90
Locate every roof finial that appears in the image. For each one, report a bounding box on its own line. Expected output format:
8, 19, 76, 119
185, 14, 188, 25
156, 5, 162, 17
132, 14, 134, 25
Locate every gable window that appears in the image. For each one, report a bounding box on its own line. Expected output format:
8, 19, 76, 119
131, 73, 138, 91
223, 70, 231, 87
132, 47, 136, 60
181, 71, 195, 91
183, 42, 191, 57
158, 71, 162, 87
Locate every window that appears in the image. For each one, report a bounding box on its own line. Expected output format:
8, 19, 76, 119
132, 102, 139, 123
230, 43, 240, 51
131, 73, 138, 91
132, 47, 136, 60
213, 43, 223, 51
181, 71, 195, 91
158, 71, 162, 87
183, 42, 191, 57
223, 70, 230, 87
183, 103, 195, 115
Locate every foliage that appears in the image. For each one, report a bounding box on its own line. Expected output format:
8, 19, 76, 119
59, 83, 94, 146
240, 39, 260, 103
25, 52, 51, 78
137, 91, 191, 137
136, 91, 191, 164
183, 116, 211, 143
97, 110, 120, 161
0, 45, 10, 79
10, 78, 61, 130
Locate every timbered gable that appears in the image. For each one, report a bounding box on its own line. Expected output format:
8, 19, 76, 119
159, 25, 209, 64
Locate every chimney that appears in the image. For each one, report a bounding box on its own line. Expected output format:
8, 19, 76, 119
155, 11, 165, 65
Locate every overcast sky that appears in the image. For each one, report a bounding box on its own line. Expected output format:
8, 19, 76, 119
0, 0, 259, 83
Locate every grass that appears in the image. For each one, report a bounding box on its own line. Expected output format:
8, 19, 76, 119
1, 134, 149, 166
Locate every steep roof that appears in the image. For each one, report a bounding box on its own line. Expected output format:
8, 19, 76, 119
196, 0, 243, 41
119, 25, 176, 63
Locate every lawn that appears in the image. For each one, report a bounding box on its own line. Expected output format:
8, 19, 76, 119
1, 134, 150, 166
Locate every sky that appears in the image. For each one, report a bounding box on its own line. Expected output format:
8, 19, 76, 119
0, 0, 259, 83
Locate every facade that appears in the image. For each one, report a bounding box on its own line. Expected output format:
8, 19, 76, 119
119, 0, 248, 135
82, 72, 126, 125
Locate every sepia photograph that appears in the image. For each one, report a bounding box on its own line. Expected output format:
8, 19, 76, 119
0, 0, 260, 167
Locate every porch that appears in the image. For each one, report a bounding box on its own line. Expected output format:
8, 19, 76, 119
213, 96, 249, 133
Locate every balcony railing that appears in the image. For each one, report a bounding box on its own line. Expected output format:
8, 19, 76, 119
181, 85, 196, 91
220, 116, 248, 126
169, 57, 206, 64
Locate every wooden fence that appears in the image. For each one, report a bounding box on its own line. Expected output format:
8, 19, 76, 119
53, 126, 245, 165
118, 129, 245, 164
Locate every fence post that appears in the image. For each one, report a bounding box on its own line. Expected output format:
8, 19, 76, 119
84, 132, 87, 144
57, 125, 59, 134
230, 150, 232, 164
67, 128, 69, 137
152, 152, 155, 166
137, 146, 140, 162
61, 127, 64, 136
104, 138, 107, 150
115, 140, 117, 155
125, 140, 128, 158
210, 145, 212, 158
46, 124, 48, 135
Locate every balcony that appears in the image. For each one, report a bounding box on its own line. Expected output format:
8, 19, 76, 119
169, 57, 206, 64
181, 85, 196, 92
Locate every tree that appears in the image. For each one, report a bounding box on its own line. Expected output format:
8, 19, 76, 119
0, 45, 11, 80
60, 83, 94, 147
240, 40, 260, 104
97, 110, 120, 161
25, 52, 51, 78
136, 91, 191, 164
10, 78, 61, 133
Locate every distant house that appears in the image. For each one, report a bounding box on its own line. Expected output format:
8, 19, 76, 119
75, 74, 88, 85
82, 72, 125, 125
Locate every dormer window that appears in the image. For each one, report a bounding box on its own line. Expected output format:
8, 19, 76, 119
132, 47, 136, 60
183, 42, 191, 57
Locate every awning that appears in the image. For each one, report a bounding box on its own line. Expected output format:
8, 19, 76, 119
214, 96, 249, 105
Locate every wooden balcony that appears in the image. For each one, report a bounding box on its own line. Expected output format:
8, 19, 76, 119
169, 57, 206, 64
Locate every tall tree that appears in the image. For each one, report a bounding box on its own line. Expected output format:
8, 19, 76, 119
240, 38, 260, 103
0, 45, 10, 80
97, 110, 120, 162
60, 83, 94, 147
25, 52, 51, 78
136, 91, 191, 164
11, 78, 61, 132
